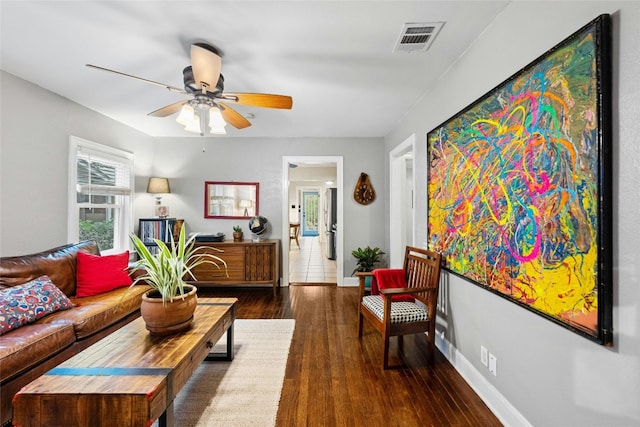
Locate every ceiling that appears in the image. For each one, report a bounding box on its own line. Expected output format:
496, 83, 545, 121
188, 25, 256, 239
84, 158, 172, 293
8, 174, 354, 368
0, 1, 509, 138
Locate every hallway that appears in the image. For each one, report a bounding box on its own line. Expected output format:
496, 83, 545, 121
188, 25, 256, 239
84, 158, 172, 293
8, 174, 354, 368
288, 236, 337, 284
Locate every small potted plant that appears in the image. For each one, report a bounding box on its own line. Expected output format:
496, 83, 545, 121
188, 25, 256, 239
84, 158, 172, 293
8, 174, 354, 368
352, 245, 386, 289
129, 226, 228, 335
352, 246, 386, 274
232, 225, 243, 242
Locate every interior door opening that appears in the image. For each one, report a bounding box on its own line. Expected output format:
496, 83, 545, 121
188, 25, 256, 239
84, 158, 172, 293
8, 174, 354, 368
282, 157, 343, 286
390, 135, 415, 268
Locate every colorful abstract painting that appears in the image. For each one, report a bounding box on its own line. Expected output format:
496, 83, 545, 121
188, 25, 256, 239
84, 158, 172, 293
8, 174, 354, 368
427, 15, 612, 344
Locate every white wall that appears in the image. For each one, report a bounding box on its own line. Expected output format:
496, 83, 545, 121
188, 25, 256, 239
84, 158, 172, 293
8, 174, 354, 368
0, 71, 154, 256
385, 2, 640, 426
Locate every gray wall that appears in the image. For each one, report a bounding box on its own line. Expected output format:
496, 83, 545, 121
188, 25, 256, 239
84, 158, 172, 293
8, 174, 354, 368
385, 2, 640, 426
148, 136, 385, 279
0, 71, 155, 256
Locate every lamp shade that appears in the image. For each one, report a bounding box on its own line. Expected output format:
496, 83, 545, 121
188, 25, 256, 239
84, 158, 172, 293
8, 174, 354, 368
183, 114, 202, 133
176, 104, 195, 126
209, 107, 227, 134
147, 177, 171, 194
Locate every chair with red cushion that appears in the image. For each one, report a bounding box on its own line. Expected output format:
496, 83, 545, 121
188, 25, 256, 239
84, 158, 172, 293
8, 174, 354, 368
357, 246, 442, 369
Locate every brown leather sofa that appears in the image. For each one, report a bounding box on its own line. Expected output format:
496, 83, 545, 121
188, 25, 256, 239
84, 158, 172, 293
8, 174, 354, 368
0, 241, 150, 426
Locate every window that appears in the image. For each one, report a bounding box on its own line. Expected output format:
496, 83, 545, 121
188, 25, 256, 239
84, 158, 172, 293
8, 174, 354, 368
68, 137, 134, 254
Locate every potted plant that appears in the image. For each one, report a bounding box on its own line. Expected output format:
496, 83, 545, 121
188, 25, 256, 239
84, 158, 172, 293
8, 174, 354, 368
352, 245, 386, 274
352, 246, 386, 290
232, 225, 243, 242
129, 226, 227, 335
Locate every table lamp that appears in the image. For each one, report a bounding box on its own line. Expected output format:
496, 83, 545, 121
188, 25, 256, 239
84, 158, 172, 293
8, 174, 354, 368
147, 177, 171, 217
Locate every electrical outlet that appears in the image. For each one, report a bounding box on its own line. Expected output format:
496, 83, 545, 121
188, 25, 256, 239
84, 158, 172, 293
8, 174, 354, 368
480, 346, 488, 367
489, 353, 497, 376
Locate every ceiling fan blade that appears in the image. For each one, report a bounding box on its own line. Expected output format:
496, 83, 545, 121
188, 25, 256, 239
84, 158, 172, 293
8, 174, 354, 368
222, 93, 293, 109
148, 100, 187, 117
219, 103, 252, 129
190, 44, 221, 93
86, 64, 185, 93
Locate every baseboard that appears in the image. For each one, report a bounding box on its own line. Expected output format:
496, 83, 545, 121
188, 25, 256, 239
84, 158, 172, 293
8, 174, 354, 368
341, 277, 359, 287
435, 336, 532, 427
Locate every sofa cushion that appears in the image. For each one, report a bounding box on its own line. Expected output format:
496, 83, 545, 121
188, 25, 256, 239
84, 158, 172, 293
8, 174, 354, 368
0, 276, 75, 335
0, 322, 76, 383
76, 251, 133, 297
0, 241, 100, 296
36, 285, 149, 339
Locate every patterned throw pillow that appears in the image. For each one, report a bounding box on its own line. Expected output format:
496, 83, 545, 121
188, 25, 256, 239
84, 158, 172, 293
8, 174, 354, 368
0, 275, 74, 335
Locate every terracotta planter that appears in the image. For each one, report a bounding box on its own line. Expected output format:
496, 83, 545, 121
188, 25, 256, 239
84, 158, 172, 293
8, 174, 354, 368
140, 284, 198, 335
233, 232, 243, 242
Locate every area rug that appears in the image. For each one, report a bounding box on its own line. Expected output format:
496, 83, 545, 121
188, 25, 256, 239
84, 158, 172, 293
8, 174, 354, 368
170, 319, 296, 427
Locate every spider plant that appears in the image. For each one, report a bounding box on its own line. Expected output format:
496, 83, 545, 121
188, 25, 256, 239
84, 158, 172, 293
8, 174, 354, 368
129, 226, 227, 304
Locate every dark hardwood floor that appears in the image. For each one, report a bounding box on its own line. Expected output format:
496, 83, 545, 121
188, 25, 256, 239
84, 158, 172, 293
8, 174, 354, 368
198, 285, 502, 427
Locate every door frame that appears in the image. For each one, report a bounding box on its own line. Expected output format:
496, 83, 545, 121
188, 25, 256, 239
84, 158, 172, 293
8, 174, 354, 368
389, 134, 415, 268
282, 156, 344, 287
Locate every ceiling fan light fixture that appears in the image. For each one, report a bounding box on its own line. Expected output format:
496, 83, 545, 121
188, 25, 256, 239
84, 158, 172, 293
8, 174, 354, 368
209, 107, 226, 125
176, 104, 195, 126
210, 125, 227, 135
209, 106, 227, 134
183, 113, 201, 133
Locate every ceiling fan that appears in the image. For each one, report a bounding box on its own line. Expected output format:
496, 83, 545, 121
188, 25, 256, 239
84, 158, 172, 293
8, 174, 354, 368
86, 43, 293, 135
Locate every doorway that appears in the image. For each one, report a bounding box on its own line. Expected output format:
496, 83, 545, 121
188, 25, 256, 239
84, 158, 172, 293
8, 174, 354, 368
389, 135, 415, 268
282, 156, 344, 286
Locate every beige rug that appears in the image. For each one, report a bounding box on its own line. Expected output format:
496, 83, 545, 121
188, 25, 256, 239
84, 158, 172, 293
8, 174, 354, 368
170, 319, 296, 427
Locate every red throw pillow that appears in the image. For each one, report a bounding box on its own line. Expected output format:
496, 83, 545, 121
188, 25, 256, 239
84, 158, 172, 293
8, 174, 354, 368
76, 251, 133, 297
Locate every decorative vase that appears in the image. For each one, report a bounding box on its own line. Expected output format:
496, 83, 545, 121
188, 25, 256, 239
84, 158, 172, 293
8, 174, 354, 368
233, 232, 243, 242
140, 284, 198, 335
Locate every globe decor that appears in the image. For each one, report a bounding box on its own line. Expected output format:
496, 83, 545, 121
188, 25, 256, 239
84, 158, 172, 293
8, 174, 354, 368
248, 216, 269, 241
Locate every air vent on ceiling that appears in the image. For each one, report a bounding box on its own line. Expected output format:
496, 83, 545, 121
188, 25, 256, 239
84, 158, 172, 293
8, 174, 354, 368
393, 22, 444, 53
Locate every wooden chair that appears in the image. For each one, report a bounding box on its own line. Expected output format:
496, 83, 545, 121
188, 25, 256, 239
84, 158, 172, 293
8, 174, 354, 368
289, 223, 300, 248
357, 246, 442, 369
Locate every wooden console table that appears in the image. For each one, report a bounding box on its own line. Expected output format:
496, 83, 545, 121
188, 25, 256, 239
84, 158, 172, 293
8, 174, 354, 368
190, 239, 280, 296
12, 298, 236, 427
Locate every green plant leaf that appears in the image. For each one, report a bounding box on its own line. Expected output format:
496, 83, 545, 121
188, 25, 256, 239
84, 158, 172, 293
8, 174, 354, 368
351, 245, 386, 275
128, 226, 228, 305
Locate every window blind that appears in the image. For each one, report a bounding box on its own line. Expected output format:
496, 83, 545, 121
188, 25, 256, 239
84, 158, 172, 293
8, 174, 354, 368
76, 145, 132, 196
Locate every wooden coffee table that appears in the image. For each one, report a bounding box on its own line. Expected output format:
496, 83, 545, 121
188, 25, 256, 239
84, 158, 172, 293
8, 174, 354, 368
12, 297, 236, 427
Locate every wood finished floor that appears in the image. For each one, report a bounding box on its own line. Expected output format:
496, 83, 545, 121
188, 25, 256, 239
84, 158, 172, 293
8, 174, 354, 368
198, 285, 502, 427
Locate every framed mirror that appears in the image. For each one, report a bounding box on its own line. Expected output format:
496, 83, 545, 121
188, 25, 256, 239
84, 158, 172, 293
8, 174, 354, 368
204, 181, 259, 219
